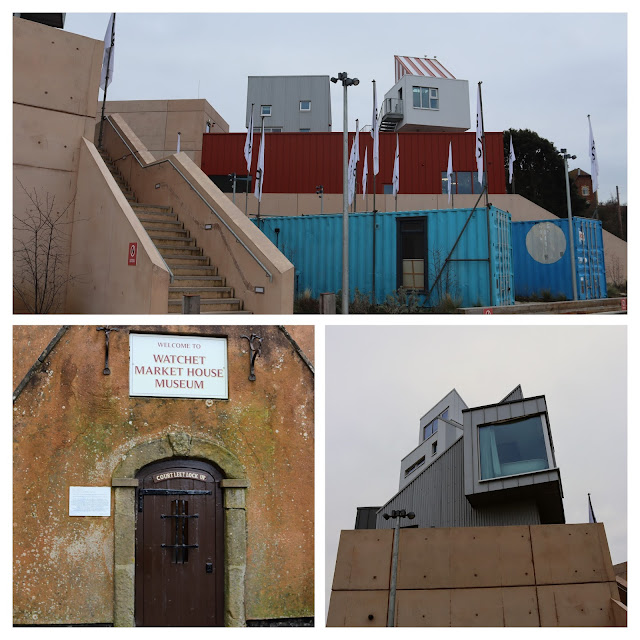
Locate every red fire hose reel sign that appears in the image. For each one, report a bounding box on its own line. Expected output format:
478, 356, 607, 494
128, 242, 137, 266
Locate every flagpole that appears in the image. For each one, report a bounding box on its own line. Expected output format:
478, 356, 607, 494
372, 80, 377, 214
478, 81, 493, 306
98, 13, 116, 149
354, 118, 359, 213
246, 103, 254, 216
257, 115, 264, 220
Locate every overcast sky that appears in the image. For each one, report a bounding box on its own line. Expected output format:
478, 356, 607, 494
325, 324, 627, 617
63, 6, 628, 203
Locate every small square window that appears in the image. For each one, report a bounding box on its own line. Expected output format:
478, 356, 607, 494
300, 100, 311, 111
261, 105, 272, 117
581, 185, 590, 196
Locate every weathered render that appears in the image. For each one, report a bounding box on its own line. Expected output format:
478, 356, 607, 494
13, 325, 314, 626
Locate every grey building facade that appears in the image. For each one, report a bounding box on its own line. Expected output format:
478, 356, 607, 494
380, 55, 470, 133
246, 76, 332, 132
364, 385, 565, 530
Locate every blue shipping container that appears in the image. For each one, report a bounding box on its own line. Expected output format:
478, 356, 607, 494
254, 207, 514, 308
512, 218, 606, 300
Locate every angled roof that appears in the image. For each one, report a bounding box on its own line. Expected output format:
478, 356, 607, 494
394, 55, 456, 83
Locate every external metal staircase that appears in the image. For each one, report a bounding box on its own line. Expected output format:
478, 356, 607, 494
99, 150, 249, 314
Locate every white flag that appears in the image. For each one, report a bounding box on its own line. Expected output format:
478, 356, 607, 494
447, 141, 453, 204
244, 106, 254, 173
254, 126, 265, 201
588, 117, 599, 194
392, 134, 400, 196
100, 13, 115, 91
176, 132, 181, 154
362, 152, 368, 200
508, 134, 516, 185
371, 81, 379, 176
475, 84, 484, 186
348, 121, 360, 205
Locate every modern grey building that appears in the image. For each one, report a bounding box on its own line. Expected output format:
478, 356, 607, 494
246, 75, 332, 132
380, 55, 470, 133
357, 385, 565, 530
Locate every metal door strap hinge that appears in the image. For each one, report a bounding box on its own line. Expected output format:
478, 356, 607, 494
138, 488, 212, 511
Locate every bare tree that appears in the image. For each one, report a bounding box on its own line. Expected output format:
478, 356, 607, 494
14, 180, 79, 313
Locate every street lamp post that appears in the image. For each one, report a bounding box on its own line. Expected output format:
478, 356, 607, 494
561, 148, 578, 300
382, 509, 416, 626
331, 72, 359, 314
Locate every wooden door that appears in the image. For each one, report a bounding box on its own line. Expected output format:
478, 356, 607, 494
135, 459, 224, 626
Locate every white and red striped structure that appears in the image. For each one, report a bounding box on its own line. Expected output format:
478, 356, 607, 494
394, 55, 456, 83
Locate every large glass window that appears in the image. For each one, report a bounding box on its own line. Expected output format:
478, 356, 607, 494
479, 415, 549, 480
442, 171, 485, 195
412, 86, 439, 110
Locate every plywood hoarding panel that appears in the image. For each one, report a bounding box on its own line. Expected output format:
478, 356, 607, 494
537, 582, 619, 626
531, 523, 614, 585
397, 526, 534, 589
332, 529, 393, 590
326, 590, 389, 627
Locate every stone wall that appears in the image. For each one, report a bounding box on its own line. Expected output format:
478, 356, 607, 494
13, 325, 314, 625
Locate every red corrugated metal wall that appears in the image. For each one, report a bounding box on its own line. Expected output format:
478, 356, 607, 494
201, 131, 506, 194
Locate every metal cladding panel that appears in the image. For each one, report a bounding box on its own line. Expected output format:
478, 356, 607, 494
255, 207, 514, 308
201, 132, 506, 195
512, 218, 607, 300
375, 439, 541, 530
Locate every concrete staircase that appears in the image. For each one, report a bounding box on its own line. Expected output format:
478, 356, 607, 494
99, 150, 249, 314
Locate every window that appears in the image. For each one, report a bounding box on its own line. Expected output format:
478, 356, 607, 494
383, 184, 394, 195
442, 171, 484, 195
253, 127, 282, 133
581, 185, 590, 196
432, 441, 438, 456
405, 456, 425, 477
260, 105, 271, 116
300, 128, 310, 132
423, 418, 438, 441
479, 415, 550, 480
423, 408, 447, 441
397, 218, 427, 290
208, 174, 251, 193
300, 100, 311, 111
412, 86, 439, 110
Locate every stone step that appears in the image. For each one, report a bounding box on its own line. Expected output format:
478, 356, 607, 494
168, 287, 234, 300
165, 255, 211, 267
172, 275, 225, 287
168, 298, 244, 313
158, 245, 203, 257
200, 309, 253, 315
146, 228, 190, 240
140, 219, 185, 232
131, 203, 174, 214
171, 265, 219, 277
149, 234, 194, 247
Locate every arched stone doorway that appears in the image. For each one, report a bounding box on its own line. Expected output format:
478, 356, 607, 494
111, 433, 249, 627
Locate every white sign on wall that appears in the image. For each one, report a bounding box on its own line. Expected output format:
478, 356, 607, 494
129, 333, 228, 399
69, 487, 111, 516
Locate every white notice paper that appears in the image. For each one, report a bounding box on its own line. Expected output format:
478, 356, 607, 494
69, 486, 111, 516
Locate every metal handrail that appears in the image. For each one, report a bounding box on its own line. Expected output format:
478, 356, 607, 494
103, 116, 273, 281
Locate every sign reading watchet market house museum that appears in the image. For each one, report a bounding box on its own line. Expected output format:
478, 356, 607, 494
129, 333, 228, 399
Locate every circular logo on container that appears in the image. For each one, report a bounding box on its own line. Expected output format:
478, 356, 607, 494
525, 222, 566, 264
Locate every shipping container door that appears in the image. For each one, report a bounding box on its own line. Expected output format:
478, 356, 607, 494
396, 217, 427, 291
